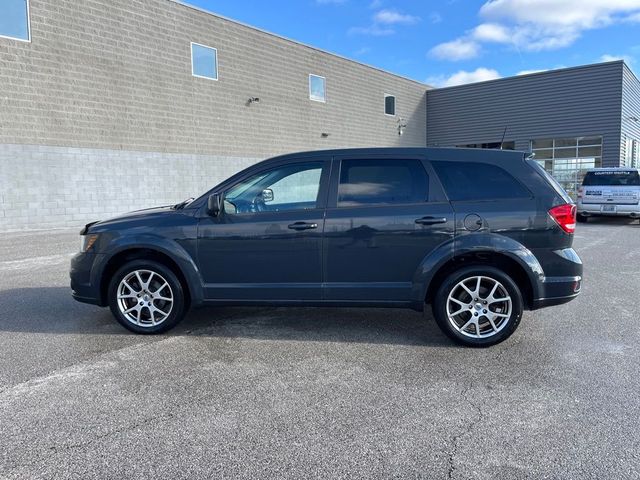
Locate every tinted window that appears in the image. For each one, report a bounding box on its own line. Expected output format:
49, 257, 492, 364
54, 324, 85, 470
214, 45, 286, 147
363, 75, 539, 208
582, 170, 640, 186
191, 43, 218, 80
225, 162, 323, 214
338, 159, 429, 206
432, 161, 530, 201
0, 0, 29, 41
385, 95, 396, 116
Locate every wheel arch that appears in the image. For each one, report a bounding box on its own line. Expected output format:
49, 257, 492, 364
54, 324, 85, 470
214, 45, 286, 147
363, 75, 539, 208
425, 251, 537, 309
95, 236, 203, 308
415, 234, 543, 311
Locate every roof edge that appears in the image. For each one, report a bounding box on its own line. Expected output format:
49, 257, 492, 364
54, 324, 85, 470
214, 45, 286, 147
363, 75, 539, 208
427, 60, 628, 92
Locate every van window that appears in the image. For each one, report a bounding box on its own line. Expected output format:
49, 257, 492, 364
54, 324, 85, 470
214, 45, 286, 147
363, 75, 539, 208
582, 170, 640, 186
432, 161, 530, 201
338, 159, 429, 206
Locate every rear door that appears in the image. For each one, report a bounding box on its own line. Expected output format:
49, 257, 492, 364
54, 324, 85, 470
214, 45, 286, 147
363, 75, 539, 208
322, 154, 454, 302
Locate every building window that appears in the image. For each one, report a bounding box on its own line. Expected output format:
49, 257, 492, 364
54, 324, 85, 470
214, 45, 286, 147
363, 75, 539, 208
456, 141, 515, 150
0, 0, 30, 42
530, 136, 603, 198
191, 43, 218, 80
309, 74, 326, 103
384, 95, 396, 116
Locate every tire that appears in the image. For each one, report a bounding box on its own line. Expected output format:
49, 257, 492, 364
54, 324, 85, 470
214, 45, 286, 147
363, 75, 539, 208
108, 259, 187, 334
576, 214, 588, 223
432, 266, 523, 347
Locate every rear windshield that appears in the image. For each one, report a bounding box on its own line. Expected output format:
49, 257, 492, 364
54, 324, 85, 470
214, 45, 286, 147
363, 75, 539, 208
582, 170, 640, 186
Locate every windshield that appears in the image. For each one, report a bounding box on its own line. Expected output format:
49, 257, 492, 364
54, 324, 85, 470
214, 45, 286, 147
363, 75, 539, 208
582, 170, 640, 186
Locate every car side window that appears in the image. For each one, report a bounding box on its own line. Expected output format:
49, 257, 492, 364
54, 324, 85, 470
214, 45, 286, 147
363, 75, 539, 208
224, 162, 323, 214
337, 159, 429, 206
432, 161, 531, 201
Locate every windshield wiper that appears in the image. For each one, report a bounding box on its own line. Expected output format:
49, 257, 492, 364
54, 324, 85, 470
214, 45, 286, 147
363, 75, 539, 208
173, 197, 194, 210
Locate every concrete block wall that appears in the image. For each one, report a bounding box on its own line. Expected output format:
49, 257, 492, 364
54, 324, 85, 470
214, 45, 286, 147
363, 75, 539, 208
0, 144, 257, 230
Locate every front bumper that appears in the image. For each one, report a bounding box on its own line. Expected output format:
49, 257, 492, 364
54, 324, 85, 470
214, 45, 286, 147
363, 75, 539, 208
70, 251, 105, 306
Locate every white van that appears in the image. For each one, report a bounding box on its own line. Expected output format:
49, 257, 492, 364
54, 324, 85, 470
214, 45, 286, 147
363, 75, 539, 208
577, 168, 640, 222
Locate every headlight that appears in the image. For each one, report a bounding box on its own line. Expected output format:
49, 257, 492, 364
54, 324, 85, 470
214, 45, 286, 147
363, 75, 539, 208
80, 234, 99, 252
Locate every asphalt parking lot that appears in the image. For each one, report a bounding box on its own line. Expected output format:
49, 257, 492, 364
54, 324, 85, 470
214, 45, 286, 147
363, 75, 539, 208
1, 219, 639, 479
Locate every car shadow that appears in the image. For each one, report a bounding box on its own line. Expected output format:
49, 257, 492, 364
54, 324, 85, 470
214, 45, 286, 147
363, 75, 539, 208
0, 287, 456, 348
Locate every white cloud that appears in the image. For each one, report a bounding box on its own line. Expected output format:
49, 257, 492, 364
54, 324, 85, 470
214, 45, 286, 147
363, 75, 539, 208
600, 53, 635, 64
429, 0, 640, 61
516, 69, 548, 75
480, 0, 640, 29
350, 8, 420, 36
426, 67, 502, 87
429, 38, 481, 61
374, 9, 420, 25
472, 23, 511, 42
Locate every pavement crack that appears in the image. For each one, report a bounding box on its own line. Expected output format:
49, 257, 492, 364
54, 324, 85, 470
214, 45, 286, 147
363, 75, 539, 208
446, 382, 486, 480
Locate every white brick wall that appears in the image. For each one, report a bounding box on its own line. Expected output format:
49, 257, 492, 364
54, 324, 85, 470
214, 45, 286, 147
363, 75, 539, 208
0, 144, 258, 229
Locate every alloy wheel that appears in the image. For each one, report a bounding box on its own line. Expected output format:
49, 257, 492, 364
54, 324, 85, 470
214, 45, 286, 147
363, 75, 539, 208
446, 276, 512, 339
116, 269, 174, 327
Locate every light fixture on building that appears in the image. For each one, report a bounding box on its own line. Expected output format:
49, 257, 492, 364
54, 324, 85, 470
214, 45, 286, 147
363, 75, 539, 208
321, 132, 331, 138
397, 118, 407, 136
627, 115, 639, 122
247, 97, 260, 105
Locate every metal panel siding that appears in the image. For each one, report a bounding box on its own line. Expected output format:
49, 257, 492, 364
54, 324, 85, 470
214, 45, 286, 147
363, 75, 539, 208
0, 0, 427, 158
426, 62, 624, 167
621, 63, 640, 164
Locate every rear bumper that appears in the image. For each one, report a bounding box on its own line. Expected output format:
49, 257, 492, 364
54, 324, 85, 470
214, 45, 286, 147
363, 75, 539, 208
531, 275, 582, 309
578, 203, 640, 217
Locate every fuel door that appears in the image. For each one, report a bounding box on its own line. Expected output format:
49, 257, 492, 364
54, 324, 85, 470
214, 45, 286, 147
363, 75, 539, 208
463, 213, 483, 232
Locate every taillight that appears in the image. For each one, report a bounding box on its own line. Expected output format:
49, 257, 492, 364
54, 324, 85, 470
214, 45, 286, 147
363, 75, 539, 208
549, 204, 577, 234
577, 187, 583, 199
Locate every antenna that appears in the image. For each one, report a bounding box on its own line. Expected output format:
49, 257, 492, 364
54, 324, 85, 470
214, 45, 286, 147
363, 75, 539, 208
500, 126, 508, 150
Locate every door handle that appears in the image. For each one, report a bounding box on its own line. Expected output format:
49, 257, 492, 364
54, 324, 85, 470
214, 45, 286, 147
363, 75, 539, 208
288, 222, 318, 231
415, 216, 447, 226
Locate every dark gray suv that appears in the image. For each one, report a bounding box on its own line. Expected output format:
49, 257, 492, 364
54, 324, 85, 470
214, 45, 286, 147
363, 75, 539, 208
70, 148, 582, 347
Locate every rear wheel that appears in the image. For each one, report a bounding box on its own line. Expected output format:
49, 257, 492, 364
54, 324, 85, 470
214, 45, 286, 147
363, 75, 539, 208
432, 266, 523, 347
108, 259, 186, 334
576, 214, 588, 223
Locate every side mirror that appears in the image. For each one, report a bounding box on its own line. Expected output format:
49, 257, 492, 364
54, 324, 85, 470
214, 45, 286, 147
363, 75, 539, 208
262, 188, 274, 203
207, 193, 222, 217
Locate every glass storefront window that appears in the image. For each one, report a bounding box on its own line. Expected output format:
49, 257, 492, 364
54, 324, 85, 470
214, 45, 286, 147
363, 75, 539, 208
531, 136, 603, 199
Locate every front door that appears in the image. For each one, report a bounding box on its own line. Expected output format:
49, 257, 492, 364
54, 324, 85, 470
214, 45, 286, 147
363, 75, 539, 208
323, 155, 455, 302
197, 158, 330, 301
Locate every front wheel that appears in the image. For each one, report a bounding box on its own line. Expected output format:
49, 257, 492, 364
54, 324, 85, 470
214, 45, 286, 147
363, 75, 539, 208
432, 266, 523, 347
108, 259, 186, 334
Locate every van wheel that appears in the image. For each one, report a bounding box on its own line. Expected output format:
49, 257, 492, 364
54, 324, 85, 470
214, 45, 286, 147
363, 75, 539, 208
577, 214, 588, 223
108, 259, 186, 334
432, 266, 523, 347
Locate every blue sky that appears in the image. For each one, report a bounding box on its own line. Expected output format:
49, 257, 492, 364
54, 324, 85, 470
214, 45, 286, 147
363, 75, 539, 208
185, 0, 640, 86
